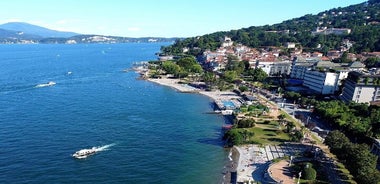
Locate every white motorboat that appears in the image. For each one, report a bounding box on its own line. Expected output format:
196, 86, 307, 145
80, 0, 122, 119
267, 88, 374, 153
72, 147, 97, 159
35, 81, 56, 88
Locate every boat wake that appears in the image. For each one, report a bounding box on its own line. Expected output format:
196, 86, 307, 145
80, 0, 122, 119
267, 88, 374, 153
72, 143, 116, 159
35, 81, 56, 88
95, 143, 116, 152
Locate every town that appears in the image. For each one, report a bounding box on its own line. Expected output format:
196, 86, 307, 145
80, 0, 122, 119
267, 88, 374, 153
146, 3, 380, 183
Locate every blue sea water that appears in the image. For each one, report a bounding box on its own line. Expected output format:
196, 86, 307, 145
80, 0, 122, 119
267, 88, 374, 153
0, 43, 229, 184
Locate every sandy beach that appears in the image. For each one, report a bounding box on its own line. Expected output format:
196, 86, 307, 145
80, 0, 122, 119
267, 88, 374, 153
147, 77, 240, 101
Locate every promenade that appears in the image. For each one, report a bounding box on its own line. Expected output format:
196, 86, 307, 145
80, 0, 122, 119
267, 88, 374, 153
234, 143, 309, 183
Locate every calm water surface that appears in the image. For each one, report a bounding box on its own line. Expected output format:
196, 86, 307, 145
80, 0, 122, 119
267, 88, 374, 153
0, 43, 229, 184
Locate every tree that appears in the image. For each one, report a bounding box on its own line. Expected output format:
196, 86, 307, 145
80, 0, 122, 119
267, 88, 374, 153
177, 57, 197, 70
324, 130, 380, 184
203, 72, 216, 87
239, 85, 249, 92
290, 130, 303, 142
345, 143, 380, 184
324, 130, 350, 152
226, 55, 245, 75
223, 128, 243, 145
251, 68, 268, 82
363, 57, 380, 69
190, 64, 203, 74
223, 71, 238, 83
237, 118, 256, 128
285, 121, 295, 133
283, 91, 301, 102
277, 114, 286, 125
302, 163, 317, 180
162, 61, 180, 75
333, 51, 350, 63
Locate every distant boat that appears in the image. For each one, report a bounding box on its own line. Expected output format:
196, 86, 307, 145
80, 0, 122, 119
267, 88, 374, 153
72, 147, 97, 159
35, 81, 56, 88
72, 143, 116, 159
221, 110, 233, 115
67, 71, 72, 75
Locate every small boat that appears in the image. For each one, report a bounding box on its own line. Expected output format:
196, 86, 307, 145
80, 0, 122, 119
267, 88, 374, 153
35, 81, 56, 88
72, 147, 97, 159
221, 110, 233, 115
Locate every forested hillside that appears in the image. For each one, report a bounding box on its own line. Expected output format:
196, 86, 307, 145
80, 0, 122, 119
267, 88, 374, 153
163, 0, 380, 56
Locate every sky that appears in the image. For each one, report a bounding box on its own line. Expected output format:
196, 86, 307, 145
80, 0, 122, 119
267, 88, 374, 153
0, 0, 367, 38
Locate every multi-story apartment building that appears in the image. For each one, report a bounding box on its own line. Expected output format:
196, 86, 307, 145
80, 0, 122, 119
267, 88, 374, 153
290, 58, 353, 95
302, 69, 348, 95
341, 71, 380, 103
255, 60, 292, 76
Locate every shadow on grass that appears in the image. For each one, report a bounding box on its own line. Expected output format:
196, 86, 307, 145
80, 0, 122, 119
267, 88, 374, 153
264, 133, 276, 137
268, 138, 288, 143
262, 128, 278, 133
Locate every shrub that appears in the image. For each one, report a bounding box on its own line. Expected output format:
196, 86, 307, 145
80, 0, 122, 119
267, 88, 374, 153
237, 119, 256, 128
302, 166, 317, 180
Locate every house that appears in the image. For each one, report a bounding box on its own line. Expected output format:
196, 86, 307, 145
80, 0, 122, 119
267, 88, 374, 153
285, 42, 296, 49
221, 36, 233, 47
311, 52, 323, 58
312, 27, 351, 35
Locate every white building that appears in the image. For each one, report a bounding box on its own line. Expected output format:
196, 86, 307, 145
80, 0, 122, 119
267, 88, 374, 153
290, 57, 320, 79
303, 70, 339, 95
221, 36, 233, 47
290, 58, 350, 95
256, 60, 292, 76
341, 71, 380, 103
285, 42, 296, 49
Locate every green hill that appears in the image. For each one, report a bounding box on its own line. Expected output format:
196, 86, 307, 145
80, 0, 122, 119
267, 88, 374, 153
162, 0, 380, 56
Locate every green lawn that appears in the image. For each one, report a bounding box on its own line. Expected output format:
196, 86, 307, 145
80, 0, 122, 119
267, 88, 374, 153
246, 121, 290, 145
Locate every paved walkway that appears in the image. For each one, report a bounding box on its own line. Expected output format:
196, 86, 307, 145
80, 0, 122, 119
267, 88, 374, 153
235, 143, 310, 183
269, 160, 294, 184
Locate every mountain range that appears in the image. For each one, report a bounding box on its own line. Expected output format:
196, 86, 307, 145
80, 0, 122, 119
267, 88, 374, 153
0, 22, 179, 44
0, 22, 78, 38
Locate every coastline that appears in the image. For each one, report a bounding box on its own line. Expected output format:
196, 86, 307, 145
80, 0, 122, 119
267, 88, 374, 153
145, 76, 241, 183
147, 77, 240, 101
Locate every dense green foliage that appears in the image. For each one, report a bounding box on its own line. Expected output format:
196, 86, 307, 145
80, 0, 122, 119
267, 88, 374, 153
302, 165, 317, 180
283, 91, 302, 101
363, 57, 380, 68
223, 128, 244, 145
314, 100, 380, 138
237, 118, 255, 128
160, 57, 203, 78
325, 131, 380, 184
162, 1, 380, 56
